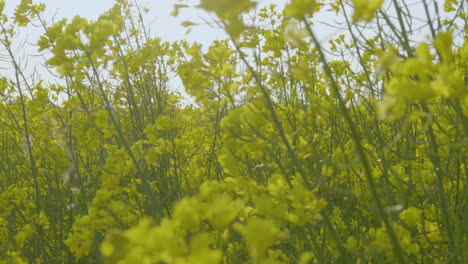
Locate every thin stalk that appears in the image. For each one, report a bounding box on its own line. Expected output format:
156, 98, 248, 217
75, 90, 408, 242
225, 26, 312, 189
302, 18, 407, 263
419, 102, 457, 262
83, 49, 163, 219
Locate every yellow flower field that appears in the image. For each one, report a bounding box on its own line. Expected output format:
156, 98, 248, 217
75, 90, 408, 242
0, 0, 466, 263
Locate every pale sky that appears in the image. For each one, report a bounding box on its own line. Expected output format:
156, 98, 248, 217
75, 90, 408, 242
42, 0, 224, 44
0, 0, 441, 94
3, 0, 286, 46
1, 0, 442, 52
0, 0, 285, 102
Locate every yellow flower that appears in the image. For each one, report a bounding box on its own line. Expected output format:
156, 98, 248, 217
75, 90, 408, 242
352, 0, 384, 22
283, 0, 321, 19
400, 207, 421, 227
235, 218, 287, 261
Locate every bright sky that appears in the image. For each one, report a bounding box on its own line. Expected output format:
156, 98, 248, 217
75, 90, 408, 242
44, 0, 225, 45
1, 0, 290, 85
0, 0, 439, 90
2, 0, 441, 51
3, 0, 286, 47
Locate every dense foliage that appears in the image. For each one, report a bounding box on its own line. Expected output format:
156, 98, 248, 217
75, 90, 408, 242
0, 0, 466, 263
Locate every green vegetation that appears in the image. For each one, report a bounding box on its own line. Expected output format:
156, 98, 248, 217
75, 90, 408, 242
0, 0, 466, 263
